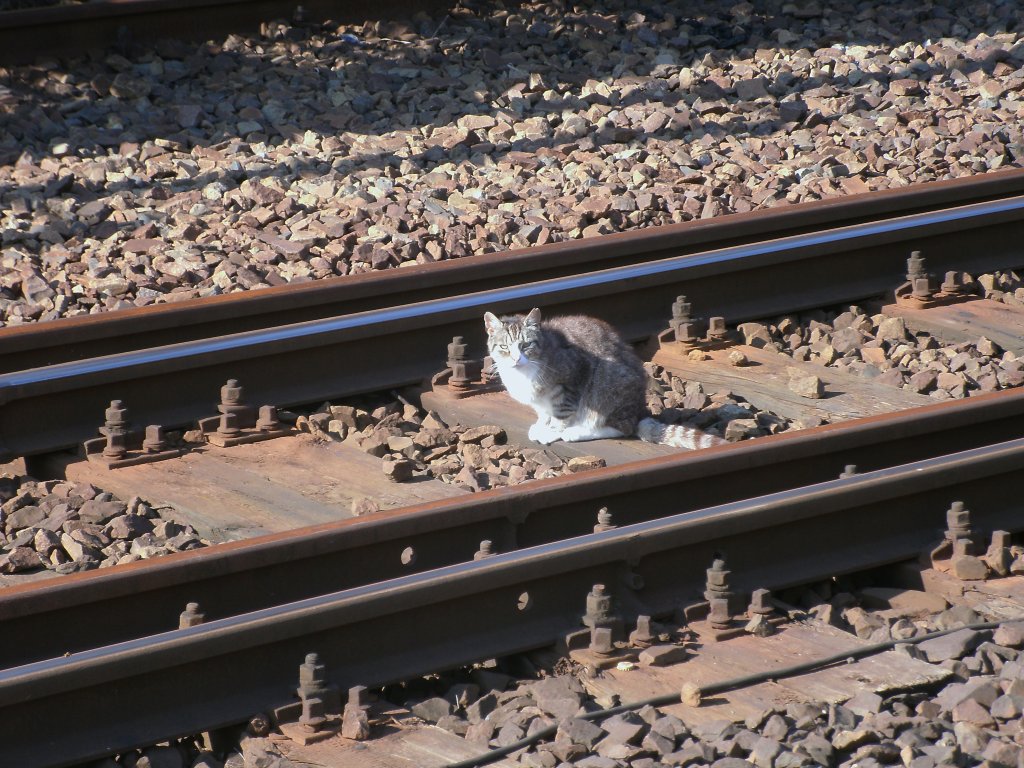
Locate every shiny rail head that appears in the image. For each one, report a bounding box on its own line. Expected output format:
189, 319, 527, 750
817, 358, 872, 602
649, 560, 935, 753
3, 194, 1024, 391
4, 431, 1024, 688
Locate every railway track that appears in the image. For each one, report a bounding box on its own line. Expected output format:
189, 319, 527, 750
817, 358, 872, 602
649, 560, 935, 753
5, 437, 1024, 766
5, 0, 1024, 762
4, 175, 1024, 766
3, 385, 1024, 667
4, 174, 1024, 460
4, 170, 1024, 373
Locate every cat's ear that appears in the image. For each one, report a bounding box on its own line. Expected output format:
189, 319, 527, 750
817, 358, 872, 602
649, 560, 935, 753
483, 311, 501, 335
525, 307, 542, 327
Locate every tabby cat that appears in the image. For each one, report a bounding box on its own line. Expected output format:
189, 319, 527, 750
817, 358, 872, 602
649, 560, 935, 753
483, 308, 724, 449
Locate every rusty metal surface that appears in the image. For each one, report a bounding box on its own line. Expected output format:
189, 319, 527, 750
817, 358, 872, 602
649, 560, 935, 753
3, 194, 1024, 460
3, 385, 1024, 668
4, 436, 1024, 768
3, 170, 1024, 373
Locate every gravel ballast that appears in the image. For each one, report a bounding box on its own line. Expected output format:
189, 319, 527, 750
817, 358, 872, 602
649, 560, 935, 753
2, 0, 1024, 325
0, 473, 207, 576
399, 587, 1024, 768
734, 271, 1024, 401
298, 387, 788, 497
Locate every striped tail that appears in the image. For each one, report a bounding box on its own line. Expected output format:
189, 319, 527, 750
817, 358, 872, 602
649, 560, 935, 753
637, 417, 726, 450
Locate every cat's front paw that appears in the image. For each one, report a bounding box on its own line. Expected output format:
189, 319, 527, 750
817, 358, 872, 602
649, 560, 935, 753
561, 425, 587, 442
529, 422, 561, 444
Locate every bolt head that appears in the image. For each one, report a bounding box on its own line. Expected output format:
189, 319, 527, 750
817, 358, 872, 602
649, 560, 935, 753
300, 655, 327, 686
221, 380, 243, 404
105, 401, 128, 424
674, 320, 700, 343
709, 597, 732, 629
672, 296, 691, 319
947, 501, 971, 529
589, 626, 614, 655
349, 685, 368, 706
248, 713, 271, 736
749, 588, 773, 614
448, 337, 468, 361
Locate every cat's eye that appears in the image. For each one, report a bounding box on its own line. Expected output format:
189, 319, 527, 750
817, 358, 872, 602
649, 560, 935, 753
498, 344, 508, 352
522, 342, 535, 352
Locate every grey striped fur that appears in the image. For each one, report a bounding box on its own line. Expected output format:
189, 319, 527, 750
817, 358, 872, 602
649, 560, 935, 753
484, 308, 724, 449
636, 418, 726, 450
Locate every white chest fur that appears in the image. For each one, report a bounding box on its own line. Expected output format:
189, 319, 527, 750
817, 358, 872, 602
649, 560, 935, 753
496, 360, 539, 406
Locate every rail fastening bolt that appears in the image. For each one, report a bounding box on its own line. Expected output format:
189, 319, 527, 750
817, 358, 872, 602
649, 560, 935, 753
179, 602, 205, 628
672, 295, 691, 323
707, 316, 728, 340
474, 540, 495, 560
299, 652, 328, 697
216, 412, 241, 438
102, 400, 129, 459
709, 596, 732, 630
946, 500, 972, 538
447, 336, 473, 390
221, 379, 243, 406
630, 615, 654, 647
905, 252, 934, 300
941, 271, 960, 293
104, 399, 129, 431
103, 430, 128, 460
584, 584, 612, 628
906, 251, 926, 282
589, 626, 614, 655
142, 425, 167, 453
705, 557, 732, 597
594, 507, 616, 533
749, 588, 774, 616
671, 295, 700, 344
248, 712, 271, 736
256, 405, 280, 432
349, 685, 369, 707
300, 695, 326, 733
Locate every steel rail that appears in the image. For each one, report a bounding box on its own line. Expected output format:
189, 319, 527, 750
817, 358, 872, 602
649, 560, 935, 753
4, 171, 1024, 372
0, 0, 450, 64
4, 385, 1024, 669
4, 436, 1024, 768
4, 193, 1024, 460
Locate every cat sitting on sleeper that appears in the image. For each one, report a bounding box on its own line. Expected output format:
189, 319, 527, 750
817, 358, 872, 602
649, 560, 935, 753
484, 308, 724, 449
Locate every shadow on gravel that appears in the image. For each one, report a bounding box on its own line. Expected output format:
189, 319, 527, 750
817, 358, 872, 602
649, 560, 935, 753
0, 0, 1021, 244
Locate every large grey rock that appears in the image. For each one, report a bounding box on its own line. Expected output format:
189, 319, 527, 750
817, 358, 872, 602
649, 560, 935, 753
6, 504, 45, 530
598, 712, 646, 745
917, 628, 985, 662
749, 736, 783, 768
77, 499, 127, 525
555, 717, 604, 750
411, 696, 453, 723
530, 676, 585, 720
793, 732, 833, 765
0, 546, 47, 573
106, 513, 156, 540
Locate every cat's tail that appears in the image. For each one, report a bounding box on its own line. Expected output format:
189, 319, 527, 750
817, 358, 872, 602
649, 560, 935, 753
637, 417, 726, 450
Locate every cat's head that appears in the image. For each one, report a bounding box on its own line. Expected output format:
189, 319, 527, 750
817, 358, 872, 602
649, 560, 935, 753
484, 308, 542, 367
